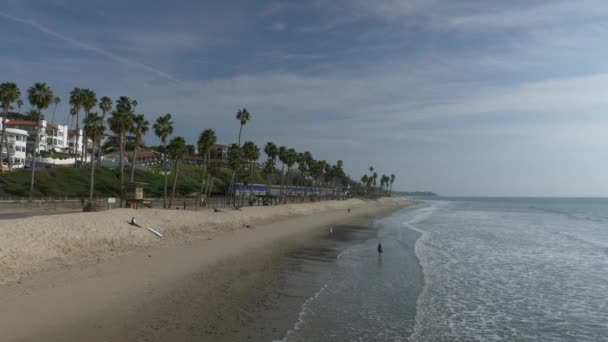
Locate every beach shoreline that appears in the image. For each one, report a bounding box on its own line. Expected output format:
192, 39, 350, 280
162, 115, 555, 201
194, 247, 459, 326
0, 198, 412, 341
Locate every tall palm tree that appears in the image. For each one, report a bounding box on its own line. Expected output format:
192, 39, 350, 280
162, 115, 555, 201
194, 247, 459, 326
361, 175, 369, 193
296, 153, 305, 188
322, 161, 330, 193
278, 146, 288, 200
311, 159, 324, 199
27, 83, 54, 200
153, 113, 174, 208
284, 148, 297, 203
69, 88, 84, 159
97, 96, 112, 164
389, 174, 396, 196
129, 114, 149, 182
198, 128, 217, 207
80, 89, 97, 163
372, 172, 378, 193
304, 152, 314, 196
229, 108, 251, 198
335, 160, 345, 199
242, 141, 260, 200
16, 99, 23, 114
84, 112, 105, 203
99, 96, 112, 121
261, 159, 274, 201
167, 136, 187, 208
0, 82, 21, 170
108, 96, 135, 204
264, 142, 278, 197
50, 96, 61, 124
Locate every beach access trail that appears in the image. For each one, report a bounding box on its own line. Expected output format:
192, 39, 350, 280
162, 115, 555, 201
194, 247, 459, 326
0, 198, 410, 341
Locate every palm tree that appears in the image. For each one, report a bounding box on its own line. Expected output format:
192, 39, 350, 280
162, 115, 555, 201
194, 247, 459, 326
389, 174, 396, 196
361, 175, 369, 194
80, 89, 97, 163
311, 159, 324, 200
108, 96, 135, 204
27, 82, 54, 200
261, 159, 275, 202
198, 128, 217, 207
99, 96, 112, 121
97, 96, 112, 164
296, 153, 306, 188
186, 144, 195, 155
278, 146, 288, 200
129, 114, 149, 182
264, 142, 278, 197
0, 82, 21, 170
304, 152, 315, 197
50, 96, 61, 124
372, 172, 378, 193
153, 113, 174, 208
69, 88, 84, 159
84, 112, 105, 203
323, 161, 331, 197
334, 160, 345, 199
242, 141, 260, 200
229, 108, 251, 198
16, 99, 23, 114
284, 148, 297, 203
167, 136, 187, 208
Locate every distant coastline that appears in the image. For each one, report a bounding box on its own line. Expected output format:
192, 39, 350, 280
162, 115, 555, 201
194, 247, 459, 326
398, 191, 438, 196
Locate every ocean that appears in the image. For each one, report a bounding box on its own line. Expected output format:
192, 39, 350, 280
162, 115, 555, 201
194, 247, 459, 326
275, 198, 608, 341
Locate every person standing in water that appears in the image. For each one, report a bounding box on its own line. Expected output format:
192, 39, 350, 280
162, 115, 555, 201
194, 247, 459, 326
377, 243, 383, 254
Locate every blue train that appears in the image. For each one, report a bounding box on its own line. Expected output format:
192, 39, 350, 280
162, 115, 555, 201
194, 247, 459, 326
234, 183, 344, 197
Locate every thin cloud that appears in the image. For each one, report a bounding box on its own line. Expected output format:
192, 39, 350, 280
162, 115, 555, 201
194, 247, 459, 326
269, 22, 287, 31
0, 11, 182, 84
259, 2, 286, 17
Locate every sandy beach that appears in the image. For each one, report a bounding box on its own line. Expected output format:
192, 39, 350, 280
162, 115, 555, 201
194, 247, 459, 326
0, 198, 411, 341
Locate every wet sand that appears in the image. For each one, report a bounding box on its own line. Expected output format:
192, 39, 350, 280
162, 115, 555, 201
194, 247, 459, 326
0, 201, 409, 341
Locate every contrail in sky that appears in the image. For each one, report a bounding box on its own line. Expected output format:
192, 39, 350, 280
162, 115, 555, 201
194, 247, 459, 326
0, 11, 183, 84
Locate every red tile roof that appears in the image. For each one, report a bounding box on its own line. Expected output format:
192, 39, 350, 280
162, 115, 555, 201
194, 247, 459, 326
6, 120, 37, 126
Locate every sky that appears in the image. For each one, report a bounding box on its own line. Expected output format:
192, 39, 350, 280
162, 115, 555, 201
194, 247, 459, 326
1, 0, 608, 196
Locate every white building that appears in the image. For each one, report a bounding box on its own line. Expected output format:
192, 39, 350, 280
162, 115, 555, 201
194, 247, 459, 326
4, 119, 84, 155
0, 118, 91, 168
0, 125, 28, 169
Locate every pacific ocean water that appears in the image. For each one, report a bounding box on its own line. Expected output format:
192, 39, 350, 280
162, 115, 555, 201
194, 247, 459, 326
277, 198, 608, 341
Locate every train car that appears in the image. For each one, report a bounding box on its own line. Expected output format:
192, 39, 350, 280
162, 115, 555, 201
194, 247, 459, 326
233, 183, 343, 197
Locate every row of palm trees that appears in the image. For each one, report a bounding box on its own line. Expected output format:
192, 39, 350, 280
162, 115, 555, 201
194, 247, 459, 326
1, 81, 394, 207
360, 166, 396, 196
0, 82, 56, 199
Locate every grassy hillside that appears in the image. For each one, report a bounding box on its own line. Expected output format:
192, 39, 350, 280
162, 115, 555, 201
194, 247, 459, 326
0, 164, 269, 198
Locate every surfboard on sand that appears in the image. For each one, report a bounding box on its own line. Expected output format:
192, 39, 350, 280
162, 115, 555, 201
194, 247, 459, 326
129, 218, 164, 238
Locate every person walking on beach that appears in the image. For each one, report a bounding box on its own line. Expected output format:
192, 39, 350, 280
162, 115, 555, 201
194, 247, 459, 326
377, 243, 383, 254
